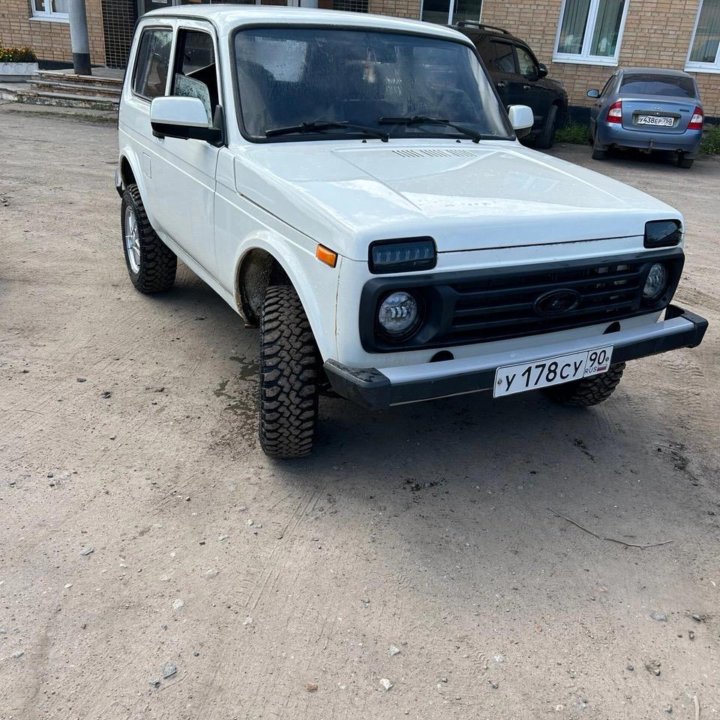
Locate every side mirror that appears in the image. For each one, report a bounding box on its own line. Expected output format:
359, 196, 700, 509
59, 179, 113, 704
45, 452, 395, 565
537, 63, 548, 79
587, 89, 600, 99
508, 104, 534, 139
150, 96, 222, 145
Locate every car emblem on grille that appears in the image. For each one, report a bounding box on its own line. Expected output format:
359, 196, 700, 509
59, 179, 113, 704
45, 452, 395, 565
533, 289, 581, 317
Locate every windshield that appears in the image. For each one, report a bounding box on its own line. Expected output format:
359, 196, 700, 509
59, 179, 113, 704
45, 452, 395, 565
233, 27, 513, 142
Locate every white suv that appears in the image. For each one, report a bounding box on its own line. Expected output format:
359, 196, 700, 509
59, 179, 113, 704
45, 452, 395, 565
116, 6, 707, 458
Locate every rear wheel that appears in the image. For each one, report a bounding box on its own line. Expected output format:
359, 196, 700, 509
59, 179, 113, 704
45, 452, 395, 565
677, 153, 694, 169
121, 184, 177, 293
535, 105, 558, 149
543, 363, 625, 407
259, 285, 319, 459
591, 131, 608, 160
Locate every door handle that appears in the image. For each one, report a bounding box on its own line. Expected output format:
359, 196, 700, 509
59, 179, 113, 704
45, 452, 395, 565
496, 81, 506, 88
523, 85, 531, 91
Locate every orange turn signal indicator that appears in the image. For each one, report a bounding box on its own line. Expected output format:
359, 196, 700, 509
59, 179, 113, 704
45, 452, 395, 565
315, 244, 338, 268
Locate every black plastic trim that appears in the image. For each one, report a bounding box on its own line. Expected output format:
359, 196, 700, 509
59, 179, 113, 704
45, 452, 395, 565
327, 304, 708, 410
359, 249, 685, 353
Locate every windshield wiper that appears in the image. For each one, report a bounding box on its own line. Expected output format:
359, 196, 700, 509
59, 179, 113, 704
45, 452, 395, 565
265, 120, 388, 142
378, 115, 482, 143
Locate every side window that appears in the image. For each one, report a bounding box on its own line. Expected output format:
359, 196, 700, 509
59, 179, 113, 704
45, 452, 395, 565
490, 41, 516, 73
171, 30, 218, 123
132, 28, 173, 100
515, 46, 537, 78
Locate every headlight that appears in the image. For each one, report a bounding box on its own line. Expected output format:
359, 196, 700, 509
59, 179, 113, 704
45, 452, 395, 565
643, 263, 669, 300
645, 220, 681, 248
377, 291, 420, 336
369, 238, 436, 274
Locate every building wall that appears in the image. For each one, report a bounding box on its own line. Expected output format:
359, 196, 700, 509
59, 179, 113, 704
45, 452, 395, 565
0, 0, 106, 66
480, 0, 719, 117
368, 0, 421, 19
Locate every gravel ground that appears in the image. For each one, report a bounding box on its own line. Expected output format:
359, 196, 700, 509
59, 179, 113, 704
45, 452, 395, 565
0, 106, 718, 720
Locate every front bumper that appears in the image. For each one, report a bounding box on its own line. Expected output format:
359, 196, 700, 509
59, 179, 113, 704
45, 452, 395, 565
325, 305, 707, 410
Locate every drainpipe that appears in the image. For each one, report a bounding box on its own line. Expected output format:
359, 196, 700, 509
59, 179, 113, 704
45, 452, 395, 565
68, 0, 92, 76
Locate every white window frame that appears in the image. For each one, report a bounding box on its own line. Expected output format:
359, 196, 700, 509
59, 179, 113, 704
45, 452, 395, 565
418, 0, 483, 26
30, 0, 69, 22
685, 0, 720, 74
552, 0, 630, 66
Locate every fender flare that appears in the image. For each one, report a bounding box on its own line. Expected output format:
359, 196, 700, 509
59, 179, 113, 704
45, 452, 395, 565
234, 237, 338, 361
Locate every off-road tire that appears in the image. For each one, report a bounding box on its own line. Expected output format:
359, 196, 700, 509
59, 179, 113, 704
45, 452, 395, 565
121, 184, 177, 293
543, 362, 625, 407
259, 285, 319, 458
535, 104, 558, 149
591, 131, 608, 160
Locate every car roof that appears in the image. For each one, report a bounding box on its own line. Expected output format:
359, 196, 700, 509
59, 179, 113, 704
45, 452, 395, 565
143, 5, 473, 44
452, 23, 528, 47
619, 67, 696, 79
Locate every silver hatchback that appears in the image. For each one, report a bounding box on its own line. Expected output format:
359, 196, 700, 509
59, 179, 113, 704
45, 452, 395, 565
588, 68, 703, 169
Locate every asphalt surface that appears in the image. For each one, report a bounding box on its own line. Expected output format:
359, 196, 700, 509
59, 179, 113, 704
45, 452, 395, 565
1, 105, 718, 720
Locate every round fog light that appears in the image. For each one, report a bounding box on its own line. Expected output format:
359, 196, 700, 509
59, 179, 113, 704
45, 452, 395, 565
643, 263, 668, 300
378, 291, 419, 336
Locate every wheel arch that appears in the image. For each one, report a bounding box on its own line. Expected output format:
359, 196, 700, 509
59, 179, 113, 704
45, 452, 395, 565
234, 242, 337, 361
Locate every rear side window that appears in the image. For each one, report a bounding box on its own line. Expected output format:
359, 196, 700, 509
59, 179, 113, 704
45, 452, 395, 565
133, 28, 173, 100
488, 41, 516, 73
620, 73, 696, 98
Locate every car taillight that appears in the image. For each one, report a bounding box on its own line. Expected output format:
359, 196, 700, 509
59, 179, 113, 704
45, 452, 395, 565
688, 106, 703, 131
607, 101, 622, 123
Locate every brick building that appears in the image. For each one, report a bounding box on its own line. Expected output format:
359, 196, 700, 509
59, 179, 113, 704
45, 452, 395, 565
1, 0, 718, 115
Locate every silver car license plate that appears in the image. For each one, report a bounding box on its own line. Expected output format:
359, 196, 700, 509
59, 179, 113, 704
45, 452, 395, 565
636, 115, 674, 127
493, 346, 613, 398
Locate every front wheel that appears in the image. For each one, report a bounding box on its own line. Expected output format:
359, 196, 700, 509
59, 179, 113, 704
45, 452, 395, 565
535, 105, 558, 149
259, 285, 319, 459
543, 363, 625, 407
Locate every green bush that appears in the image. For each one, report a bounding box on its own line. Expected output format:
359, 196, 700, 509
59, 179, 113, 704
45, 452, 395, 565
0, 47, 37, 63
700, 123, 720, 155
555, 122, 590, 145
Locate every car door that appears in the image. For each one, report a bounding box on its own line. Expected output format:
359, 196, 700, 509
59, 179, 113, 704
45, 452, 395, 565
514, 44, 549, 131
484, 39, 516, 109
590, 74, 617, 135
150, 22, 222, 278
125, 24, 174, 232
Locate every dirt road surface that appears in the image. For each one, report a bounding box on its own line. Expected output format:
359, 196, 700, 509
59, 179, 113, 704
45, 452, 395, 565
1, 106, 718, 720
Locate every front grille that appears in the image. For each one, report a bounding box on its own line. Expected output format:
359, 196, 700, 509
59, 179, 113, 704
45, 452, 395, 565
448, 260, 645, 343
359, 250, 684, 353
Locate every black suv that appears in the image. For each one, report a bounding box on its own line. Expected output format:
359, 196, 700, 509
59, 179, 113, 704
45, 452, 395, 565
453, 22, 568, 148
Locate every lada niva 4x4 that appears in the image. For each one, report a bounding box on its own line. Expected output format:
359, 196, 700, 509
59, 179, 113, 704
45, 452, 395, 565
116, 7, 707, 457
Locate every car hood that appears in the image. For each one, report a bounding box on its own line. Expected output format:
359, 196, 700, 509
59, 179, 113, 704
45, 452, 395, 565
233, 141, 681, 260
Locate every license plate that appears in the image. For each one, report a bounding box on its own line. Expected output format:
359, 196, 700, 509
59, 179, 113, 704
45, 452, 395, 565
493, 346, 613, 398
636, 115, 674, 127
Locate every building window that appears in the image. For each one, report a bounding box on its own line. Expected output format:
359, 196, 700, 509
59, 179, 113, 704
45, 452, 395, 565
421, 0, 482, 26
554, 0, 629, 65
31, 0, 69, 20
687, 0, 720, 72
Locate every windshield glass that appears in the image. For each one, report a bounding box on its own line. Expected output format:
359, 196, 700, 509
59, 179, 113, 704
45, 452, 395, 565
233, 27, 513, 142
